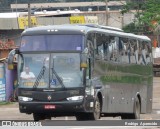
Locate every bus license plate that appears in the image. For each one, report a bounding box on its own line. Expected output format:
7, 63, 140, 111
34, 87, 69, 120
44, 105, 55, 109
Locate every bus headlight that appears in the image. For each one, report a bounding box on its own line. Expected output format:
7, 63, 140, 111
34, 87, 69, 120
18, 96, 33, 102
67, 96, 84, 101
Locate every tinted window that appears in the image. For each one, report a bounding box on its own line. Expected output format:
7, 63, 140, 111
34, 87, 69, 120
20, 35, 83, 51
138, 41, 152, 65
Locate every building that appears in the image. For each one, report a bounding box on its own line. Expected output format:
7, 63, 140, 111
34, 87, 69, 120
1, 0, 146, 12
11, 1, 126, 12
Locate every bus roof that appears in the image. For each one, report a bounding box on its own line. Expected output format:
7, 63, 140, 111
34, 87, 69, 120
22, 24, 150, 41
22, 25, 89, 35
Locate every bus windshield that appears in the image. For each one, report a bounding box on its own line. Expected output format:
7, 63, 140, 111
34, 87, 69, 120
20, 35, 83, 51
18, 53, 82, 88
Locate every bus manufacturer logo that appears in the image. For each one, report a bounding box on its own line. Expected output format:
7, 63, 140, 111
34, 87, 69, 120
47, 95, 52, 101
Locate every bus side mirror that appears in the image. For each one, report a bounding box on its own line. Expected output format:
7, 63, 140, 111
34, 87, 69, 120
80, 48, 88, 68
7, 49, 19, 70
86, 78, 91, 87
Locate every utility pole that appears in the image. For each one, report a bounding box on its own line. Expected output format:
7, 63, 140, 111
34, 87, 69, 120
121, 14, 124, 29
28, 0, 31, 28
105, 0, 108, 26
15, 0, 17, 13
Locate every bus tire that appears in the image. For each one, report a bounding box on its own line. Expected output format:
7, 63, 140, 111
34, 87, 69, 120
33, 113, 45, 121
76, 97, 101, 121
132, 97, 140, 119
121, 97, 140, 119
89, 97, 101, 120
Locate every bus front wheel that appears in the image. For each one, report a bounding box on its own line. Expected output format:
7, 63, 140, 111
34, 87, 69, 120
90, 97, 101, 120
76, 97, 101, 121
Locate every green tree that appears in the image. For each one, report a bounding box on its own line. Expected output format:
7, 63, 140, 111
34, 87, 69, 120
122, 0, 160, 35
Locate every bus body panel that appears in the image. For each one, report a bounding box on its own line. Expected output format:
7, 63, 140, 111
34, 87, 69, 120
91, 31, 153, 115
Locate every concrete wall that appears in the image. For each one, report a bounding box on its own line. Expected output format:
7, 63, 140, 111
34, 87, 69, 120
80, 11, 135, 28
37, 17, 70, 26
0, 18, 19, 30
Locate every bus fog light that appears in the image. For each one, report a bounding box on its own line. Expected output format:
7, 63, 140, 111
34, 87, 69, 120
18, 96, 33, 102
67, 96, 84, 101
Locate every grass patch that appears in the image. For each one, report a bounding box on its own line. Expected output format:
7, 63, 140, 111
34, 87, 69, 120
0, 102, 15, 105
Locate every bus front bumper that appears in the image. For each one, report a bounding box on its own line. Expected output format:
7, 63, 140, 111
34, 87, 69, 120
19, 101, 87, 115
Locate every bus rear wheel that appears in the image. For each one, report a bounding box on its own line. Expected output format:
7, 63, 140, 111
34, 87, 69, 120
121, 97, 140, 119
132, 97, 141, 119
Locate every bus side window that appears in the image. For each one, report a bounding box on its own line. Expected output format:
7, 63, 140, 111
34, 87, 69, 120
95, 33, 104, 60
109, 36, 119, 62
119, 38, 124, 52
86, 33, 95, 79
141, 42, 147, 65
137, 40, 147, 65
95, 33, 109, 61
103, 34, 109, 61
141, 41, 151, 65
120, 37, 129, 64
129, 39, 137, 64
87, 40, 94, 57
118, 37, 124, 63
136, 40, 149, 65
146, 42, 152, 64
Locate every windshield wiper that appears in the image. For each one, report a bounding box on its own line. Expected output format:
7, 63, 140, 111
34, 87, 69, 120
51, 68, 65, 88
33, 66, 46, 89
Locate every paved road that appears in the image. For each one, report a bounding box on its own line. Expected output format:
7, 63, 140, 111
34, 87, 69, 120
0, 77, 160, 128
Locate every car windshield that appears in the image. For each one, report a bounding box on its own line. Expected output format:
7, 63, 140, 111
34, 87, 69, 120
18, 53, 82, 88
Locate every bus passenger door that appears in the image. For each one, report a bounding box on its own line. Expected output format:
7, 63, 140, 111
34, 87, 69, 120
92, 33, 110, 113
86, 34, 104, 88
